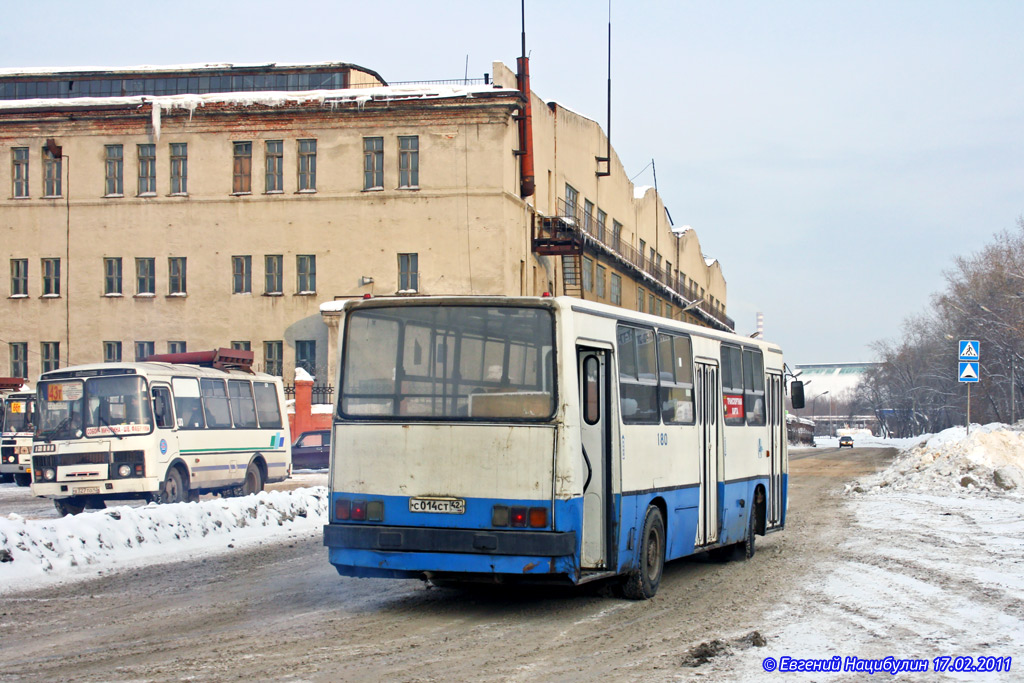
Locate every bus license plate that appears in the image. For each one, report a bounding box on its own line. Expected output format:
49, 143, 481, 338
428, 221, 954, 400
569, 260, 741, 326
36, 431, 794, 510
74, 486, 100, 495
409, 497, 466, 514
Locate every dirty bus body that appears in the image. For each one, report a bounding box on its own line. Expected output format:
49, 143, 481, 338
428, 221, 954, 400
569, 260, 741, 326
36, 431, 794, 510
1, 378, 35, 486
31, 350, 290, 516
323, 296, 797, 598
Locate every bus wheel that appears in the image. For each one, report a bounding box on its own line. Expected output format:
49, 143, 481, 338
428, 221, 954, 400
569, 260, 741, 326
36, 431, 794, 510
55, 497, 86, 516
158, 467, 187, 504
621, 505, 665, 600
14, 473, 30, 487
242, 462, 263, 496
743, 506, 758, 560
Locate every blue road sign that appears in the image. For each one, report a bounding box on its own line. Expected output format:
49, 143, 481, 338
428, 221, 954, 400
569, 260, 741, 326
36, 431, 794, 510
959, 340, 980, 361
959, 362, 980, 383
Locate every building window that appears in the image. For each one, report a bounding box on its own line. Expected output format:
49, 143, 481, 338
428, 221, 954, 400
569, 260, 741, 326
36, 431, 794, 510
665, 304, 673, 320
170, 143, 187, 194
612, 220, 622, 251
136, 258, 155, 295
135, 341, 154, 361
104, 257, 122, 295
297, 255, 316, 293
10, 259, 27, 297
265, 255, 283, 294
233, 141, 252, 194
611, 273, 622, 305
649, 293, 655, 314
296, 340, 316, 375
638, 287, 646, 313
103, 341, 122, 363
168, 257, 187, 295
232, 255, 252, 294
265, 140, 283, 192
398, 253, 419, 292
168, 341, 187, 354
137, 144, 156, 195
10, 342, 27, 379
639, 240, 646, 269
298, 139, 316, 191
41, 258, 60, 296
583, 200, 594, 234
264, 341, 283, 376
105, 144, 123, 196
597, 209, 607, 242
363, 137, 383, 190
41, 342, 59, 372
231, 341, 251, 351
583, 256, 594, 292
655, 299, 663, 317
565, 184, 578, 218
398, 135, 419, 188
12, 148, 29, 198
596, 265, 606, 299
43, 147, 62, 197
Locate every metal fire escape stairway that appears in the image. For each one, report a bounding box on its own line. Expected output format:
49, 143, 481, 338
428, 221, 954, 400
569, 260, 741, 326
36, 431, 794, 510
531, 213, 585, 299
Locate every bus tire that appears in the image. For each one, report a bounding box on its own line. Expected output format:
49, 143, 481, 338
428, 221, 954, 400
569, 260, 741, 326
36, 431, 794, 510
14, 473, 30, 487
55, 497, 86, 516
157, 467, 187, 505
242, 461, 263, 496
743, 505, 757, 560
621, 505, 665, 600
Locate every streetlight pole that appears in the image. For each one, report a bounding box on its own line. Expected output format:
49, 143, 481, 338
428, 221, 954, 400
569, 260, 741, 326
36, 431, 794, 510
812, 391, 830, 438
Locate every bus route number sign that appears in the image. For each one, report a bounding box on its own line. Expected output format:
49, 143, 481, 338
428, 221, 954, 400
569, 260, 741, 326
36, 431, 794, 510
409, 497, 466, 514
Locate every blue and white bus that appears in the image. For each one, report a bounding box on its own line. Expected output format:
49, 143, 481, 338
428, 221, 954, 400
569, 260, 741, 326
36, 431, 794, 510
322, 296, 803, 598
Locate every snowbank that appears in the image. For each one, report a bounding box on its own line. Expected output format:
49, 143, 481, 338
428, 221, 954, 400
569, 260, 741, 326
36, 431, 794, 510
847, 423, 1024, 495
0, 487, 327, 594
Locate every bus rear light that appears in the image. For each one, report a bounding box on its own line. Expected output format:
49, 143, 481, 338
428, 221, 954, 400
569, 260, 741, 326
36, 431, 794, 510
351, 501, 367, 521
491, 505, 509, 527
529, 507, 547, 528
510, 507, 528, 527
366, 501, 384, 522
335, 499, 351, 520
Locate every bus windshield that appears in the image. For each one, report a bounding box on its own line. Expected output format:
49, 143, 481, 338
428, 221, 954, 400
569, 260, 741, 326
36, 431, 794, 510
341, 305, 555, 420
38, 375, 153, 440
2, 398, 33, 433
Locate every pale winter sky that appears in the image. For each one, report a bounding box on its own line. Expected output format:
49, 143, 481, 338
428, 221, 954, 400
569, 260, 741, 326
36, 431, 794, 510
3, 1, 1022, 364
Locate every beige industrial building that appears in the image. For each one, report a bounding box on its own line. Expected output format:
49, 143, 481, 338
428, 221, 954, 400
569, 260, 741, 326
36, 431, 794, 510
0, 60, 730, 386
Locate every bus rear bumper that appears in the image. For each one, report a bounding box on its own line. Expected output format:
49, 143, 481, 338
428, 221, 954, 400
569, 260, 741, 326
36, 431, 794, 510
323, 524, 577, 579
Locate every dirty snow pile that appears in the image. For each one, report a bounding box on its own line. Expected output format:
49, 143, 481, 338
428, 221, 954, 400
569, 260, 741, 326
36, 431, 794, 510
0, 486, 327, 594
846, 422, 1024, 495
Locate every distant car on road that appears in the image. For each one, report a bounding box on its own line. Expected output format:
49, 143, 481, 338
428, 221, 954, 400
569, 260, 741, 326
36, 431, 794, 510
291, 430, 331, 470
838, 435, 854, 449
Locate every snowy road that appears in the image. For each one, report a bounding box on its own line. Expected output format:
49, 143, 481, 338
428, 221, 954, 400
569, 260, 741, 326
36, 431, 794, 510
0, 447, 904, 682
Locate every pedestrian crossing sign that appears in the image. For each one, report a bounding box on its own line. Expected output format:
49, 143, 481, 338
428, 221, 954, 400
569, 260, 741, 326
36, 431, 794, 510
959, 340, 980, 361
959, 362, 979, 383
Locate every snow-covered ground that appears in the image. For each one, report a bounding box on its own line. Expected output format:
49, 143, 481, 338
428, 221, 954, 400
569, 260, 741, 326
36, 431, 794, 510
719, 424, 1024, 680
0, 473, 328, 594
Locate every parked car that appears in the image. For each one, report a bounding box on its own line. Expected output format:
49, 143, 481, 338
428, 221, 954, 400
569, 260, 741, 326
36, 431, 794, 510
291, 429, 331, 470
838, 435, 854, 449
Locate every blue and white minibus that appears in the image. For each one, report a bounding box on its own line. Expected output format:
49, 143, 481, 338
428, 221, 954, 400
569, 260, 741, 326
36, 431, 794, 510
323, 296, 803, 598
1, 381, 36, 487
31, 349, 290, 516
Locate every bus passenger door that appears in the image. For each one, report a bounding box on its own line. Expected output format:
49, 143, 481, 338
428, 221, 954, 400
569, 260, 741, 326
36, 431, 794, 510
767, 373, 785, 527
695, 361, 721, 546
578, 346, 612, 570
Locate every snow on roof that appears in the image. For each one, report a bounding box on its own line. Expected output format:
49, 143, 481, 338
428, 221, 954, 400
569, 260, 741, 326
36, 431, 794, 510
0, 83, 517, 114
0, 61, 372, 76
633, 185, 653, 199
704, 257, 718, 267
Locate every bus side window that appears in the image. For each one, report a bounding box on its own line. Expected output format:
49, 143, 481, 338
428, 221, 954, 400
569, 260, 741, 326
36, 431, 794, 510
171, 377, 205, 430
152, 386, 175, 429
253, 381, 283, 429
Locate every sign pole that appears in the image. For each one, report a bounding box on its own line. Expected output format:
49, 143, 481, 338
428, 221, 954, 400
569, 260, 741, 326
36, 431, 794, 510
967, 384, 971, 436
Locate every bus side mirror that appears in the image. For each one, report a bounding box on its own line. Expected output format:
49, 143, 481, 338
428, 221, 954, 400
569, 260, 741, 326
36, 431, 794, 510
790, 381, 805, 410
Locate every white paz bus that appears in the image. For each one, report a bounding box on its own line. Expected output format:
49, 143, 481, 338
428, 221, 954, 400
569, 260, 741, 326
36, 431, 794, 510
322, 296, 805, 599
31, 349, 290, 516
1, 378, 35, 487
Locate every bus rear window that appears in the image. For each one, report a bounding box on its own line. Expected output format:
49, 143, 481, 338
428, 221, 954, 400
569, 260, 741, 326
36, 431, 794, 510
341, 305, 555, 420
